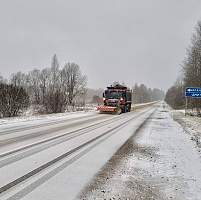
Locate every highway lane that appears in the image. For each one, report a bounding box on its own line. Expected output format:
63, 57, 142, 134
0, 104, 158, 200
0, 112, 108, 135
0, 113, 117, 152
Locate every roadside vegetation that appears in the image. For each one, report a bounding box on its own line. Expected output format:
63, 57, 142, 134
0, 83, 29, 117
132, 83, 164, 104
165, 21, 201, 114
0, 56, 164, 118
0, 54, 87, 117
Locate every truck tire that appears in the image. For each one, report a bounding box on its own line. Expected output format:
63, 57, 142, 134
121, 106, 125, 113
116, 107, 122, 115
128, 103, 131, 112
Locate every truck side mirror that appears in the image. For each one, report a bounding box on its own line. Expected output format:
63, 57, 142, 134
103, 93, 105, 97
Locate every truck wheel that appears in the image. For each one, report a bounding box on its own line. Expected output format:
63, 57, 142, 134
121, 106, 127, 113
128, 104, 131, 112
116, 107, 122, 115
121, 107, 125, 113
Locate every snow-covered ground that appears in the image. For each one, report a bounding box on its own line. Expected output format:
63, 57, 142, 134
0, 105, 157, 200
0, 110, 96, 130
172, 110, 201, 151
79, 103, 201, 200
3, 102, 200, 200
0, 102, 157, 129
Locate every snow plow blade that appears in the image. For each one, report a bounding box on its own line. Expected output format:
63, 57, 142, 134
97, 106, 121, 114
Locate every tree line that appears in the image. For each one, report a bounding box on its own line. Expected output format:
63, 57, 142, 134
165, 21, 201, 113
132, 83, 164, 103
0, 54, 87, 117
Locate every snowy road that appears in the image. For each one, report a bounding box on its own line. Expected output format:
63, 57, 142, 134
0, 105, 157, 200
79, 103, 201, 200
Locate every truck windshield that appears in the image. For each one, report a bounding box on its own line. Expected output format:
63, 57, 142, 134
105, 91, 122, 99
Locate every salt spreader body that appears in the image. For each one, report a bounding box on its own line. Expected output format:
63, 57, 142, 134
97, 83, 132, 114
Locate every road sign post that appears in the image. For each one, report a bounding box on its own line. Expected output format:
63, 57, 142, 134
185, 87, 201, 116
185, 97, 187, 116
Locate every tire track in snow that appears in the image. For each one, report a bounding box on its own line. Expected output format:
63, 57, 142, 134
0, 107, 156, 198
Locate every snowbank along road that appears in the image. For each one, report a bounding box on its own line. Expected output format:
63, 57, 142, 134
0, 104, 157, 200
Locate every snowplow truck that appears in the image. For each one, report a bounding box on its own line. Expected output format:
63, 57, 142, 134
97, 84, 132, 114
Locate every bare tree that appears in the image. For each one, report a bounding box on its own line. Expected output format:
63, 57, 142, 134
6, 54, 88, 114
165, 79, 185, 109
0, 74, 5, 83
39, 68, 50, 105
10, 72, 27, 87
132, 83, 164, 104
0, 83, 29, 117
28, 69, 41, 104
62, 62, 87, 106
182, 21, 201, 112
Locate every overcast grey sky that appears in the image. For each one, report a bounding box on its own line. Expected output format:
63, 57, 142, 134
0, 0, 201, 90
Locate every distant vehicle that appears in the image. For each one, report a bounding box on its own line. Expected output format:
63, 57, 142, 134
97, 83, 132, 114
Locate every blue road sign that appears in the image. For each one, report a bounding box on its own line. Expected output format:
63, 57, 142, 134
185, 87, 201, 98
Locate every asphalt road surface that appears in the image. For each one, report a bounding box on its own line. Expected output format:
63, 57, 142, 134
3, 103, 198, 200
